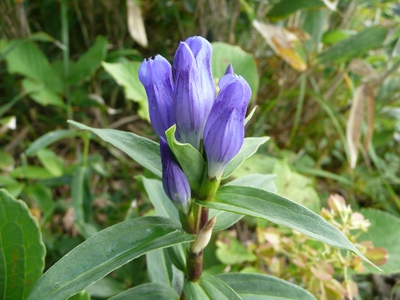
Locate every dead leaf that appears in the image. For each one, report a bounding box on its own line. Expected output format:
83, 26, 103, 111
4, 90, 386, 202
126, 0, 148, 48
364, 84, 375, 151
346, 84, 366, 169
348, 58, 379, 80
253, 20, 307, 72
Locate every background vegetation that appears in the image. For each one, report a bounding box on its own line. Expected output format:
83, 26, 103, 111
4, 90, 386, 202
1, 0, 400, 299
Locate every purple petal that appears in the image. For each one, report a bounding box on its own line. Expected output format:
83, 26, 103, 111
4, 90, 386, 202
224, 64, 234, 75
160, 138, 191, 214
204, 75, 252, 179
204, 109, 244, 179
139, 55, 175, 139
172, 42, 206, 149
185, 36, 216, 117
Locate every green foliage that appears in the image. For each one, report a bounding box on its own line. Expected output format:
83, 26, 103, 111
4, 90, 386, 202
27, 217, 194, 300
218, 273, 317, 300
359, 209, 400, 274
0, 189, 46, 299
198, 185, 376, 267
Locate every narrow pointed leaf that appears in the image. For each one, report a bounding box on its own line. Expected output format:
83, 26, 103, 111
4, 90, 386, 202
27, 216, 194, 300
218, 273, 316, 300
68, 120, 161, 177
223, 137, 269, 179
141, 177, 186, 271
198, 185, 378, 268
0, 189, 46, 300
109, 282, 179, 300
165, 125, 205, 190
184, 276, 241, 300
25, 129, 76, 156
212, 174, 278, 231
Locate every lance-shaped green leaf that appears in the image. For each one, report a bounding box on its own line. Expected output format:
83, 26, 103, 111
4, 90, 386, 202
217, 273, 316, 300
183, 276, 241, 300
165, 125, 205, 191
318, 26, 388, 64
0, 189, 46, 300
109, 282, 179, 300
68, 120, 162, 177
25, 129, 76, 156
223, 137, 269, 179
141, 177, 186, 271
198, 185, 378, 268
71, 166, 98, 239
27, 216, 194, 300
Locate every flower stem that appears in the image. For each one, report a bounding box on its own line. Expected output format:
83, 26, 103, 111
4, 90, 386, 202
186, 250, 203, 282
185, 204, 209, 282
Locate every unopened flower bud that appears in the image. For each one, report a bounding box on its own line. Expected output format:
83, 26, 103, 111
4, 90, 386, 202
190, 216, 217, 254
138, 55, 175, 139
173, 37, 215, 149
160, 138, 191, 214
327, 194, 347, 214
204, 74, 251, 179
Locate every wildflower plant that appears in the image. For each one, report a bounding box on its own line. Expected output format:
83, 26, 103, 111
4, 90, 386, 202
28, 37, 380, 299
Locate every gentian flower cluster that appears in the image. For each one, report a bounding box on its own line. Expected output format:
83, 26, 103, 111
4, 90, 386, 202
139, 36, 251, 214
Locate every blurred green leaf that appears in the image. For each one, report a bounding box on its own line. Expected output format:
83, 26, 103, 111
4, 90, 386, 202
218, 273, 317, 299
0, 189, 46, 300
27, 216, 194, 300
37, 148, 65, 177
211, 42, 259, 100
359, 209, 400, 274
0, 149, 14, 172
10, 166, 53, 180
0, 175, 18, 186
184, 275, 241, 300
68, 120, 162, 177
102, 61, 148, 119
318, 26, 388, 64
67, 290, 91, 300
198, 185, 378, 268
24, 184, 55, 225
216, 233, 257, 265
322, 29, 354, 45
26, 129, 76, 156
21, 78, 65, 107
4, 40, 63, 92
109, 283, 179, 300
86, 277, 125, 298
67, 36, 108, 85
72, 167, 97, 239
267, 0, 326, 19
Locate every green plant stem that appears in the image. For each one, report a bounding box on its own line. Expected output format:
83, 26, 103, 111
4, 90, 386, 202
61, 0, 72, 121
82, 132, 90, 168
186, 250, 203, 282
185, 204, 209, 283
289, 73, 306, 144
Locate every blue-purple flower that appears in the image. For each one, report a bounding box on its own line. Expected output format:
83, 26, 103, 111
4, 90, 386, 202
160, 138, 191, 214
139, 36, 252, 202
204, 70, 251, 179
138, 55, 175, 139
139, 36, 215, 149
